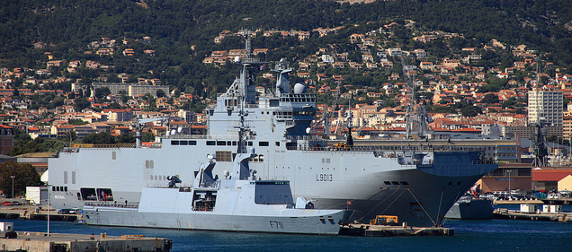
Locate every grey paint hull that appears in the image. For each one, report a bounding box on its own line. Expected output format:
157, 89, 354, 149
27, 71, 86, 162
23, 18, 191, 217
82, 208, 348, 235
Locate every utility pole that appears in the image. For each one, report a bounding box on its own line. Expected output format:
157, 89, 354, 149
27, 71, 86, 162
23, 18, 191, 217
10, 176, 15, 198
507, 170, 512, 194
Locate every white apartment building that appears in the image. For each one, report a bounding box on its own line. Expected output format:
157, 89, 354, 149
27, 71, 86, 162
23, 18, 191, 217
528, 89, 563, 127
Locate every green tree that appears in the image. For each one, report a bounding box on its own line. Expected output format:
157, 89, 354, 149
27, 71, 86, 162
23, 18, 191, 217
119, 90, 130, 103
94, 87, 111, 100
460, 105, 481, 117
12, 88, 20, 98
64, 131, 77, 144
82, 132, 116, 144
156, 89, 165, 98
481, 93, 500, 104
68, 119, 89, 125
142, 132, 155, 142
116, 133, 135, 143
0, 161, 43, 198
7, 129, 65, 156
74, 98, 91, 112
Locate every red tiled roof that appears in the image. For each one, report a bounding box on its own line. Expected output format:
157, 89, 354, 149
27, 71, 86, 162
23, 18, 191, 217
532, 169, 572, 182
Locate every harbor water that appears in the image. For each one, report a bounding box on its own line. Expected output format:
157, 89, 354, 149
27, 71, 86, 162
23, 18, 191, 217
5, 215, 572, 252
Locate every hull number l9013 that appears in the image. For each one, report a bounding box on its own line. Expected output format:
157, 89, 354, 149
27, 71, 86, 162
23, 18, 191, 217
316, 174, 333, 181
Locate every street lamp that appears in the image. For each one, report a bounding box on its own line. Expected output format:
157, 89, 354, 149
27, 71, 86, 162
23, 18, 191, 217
507, 170, 512, 195
47, 184, 51, 236
10, 176, 15, 198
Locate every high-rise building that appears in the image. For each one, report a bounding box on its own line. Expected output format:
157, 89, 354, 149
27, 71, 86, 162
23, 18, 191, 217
528, 89, 563, 127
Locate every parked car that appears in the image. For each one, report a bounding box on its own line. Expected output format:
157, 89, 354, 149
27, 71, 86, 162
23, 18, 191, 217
57, 209, 71, 214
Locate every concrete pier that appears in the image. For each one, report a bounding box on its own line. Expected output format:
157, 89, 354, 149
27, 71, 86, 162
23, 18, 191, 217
493, 208, 572, 222
339, 224, 454, 237
0, 206, 80, 221
0, 232, 172, 252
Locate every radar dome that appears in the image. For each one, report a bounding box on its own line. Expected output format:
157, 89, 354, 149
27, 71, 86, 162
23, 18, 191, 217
293, 83, 306, 94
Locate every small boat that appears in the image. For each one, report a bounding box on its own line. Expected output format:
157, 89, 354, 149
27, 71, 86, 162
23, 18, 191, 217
82, 108, 352, 235
445, 195, 494, 219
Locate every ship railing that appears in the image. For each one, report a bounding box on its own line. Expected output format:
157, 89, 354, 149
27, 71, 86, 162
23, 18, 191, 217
192, 206, 214, 212
472, 159, 497, 164
85, 201, 139, 208
69, 143, 136, 149
164, 134, 209, 139
286, 144, 489, 155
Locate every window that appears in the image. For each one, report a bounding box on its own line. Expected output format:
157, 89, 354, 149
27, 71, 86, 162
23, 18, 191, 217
206, 141, 216, 146
259, 142, 269, 146
215, 151, 232, 162
171, 141, 180, 145
275, 142, 280, 146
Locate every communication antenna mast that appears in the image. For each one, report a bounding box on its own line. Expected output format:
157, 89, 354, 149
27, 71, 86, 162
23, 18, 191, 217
402, 55, 415, 139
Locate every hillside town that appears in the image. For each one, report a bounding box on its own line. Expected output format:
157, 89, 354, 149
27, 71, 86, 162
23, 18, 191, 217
1, 21, 572, 194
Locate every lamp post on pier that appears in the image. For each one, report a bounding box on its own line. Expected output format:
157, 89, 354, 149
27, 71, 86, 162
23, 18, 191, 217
507, 170, 512, 195
10, 176, 15, 198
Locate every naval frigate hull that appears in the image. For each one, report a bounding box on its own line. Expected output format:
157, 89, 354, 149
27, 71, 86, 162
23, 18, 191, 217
82, 208, 349, 235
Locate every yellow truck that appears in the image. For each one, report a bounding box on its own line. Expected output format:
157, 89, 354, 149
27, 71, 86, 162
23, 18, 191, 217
369, 215, 398, 226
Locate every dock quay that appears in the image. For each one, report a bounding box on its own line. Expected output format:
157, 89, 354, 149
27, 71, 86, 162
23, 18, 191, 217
493, 199, 544, 205
493, 208, 572, 222
338, 224, 453, 237
0, 231, 172, 252
0, 207, 80, 221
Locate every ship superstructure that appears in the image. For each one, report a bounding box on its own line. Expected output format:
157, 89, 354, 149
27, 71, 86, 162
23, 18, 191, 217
48, 33, 497, 227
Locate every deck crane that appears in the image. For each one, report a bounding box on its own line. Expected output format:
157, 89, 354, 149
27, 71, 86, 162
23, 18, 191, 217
134, 117, 167, 148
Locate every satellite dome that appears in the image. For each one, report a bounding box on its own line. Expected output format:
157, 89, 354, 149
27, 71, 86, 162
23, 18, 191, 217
293, 83, 306, 94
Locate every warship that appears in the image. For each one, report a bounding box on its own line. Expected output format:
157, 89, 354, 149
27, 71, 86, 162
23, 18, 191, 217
48, 32, 497, 227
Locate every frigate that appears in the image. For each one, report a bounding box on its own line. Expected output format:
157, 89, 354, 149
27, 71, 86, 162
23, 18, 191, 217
82, 109, 352, 234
